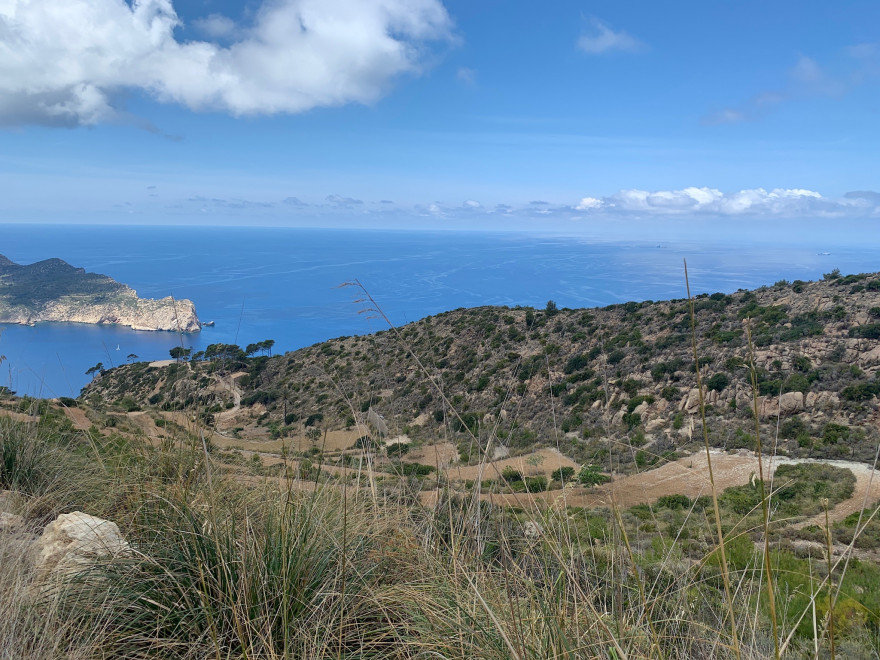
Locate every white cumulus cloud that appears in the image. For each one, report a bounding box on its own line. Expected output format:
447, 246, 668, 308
575, 197, 604, 210
572, 186, 874, 218
0, 0, 453, 127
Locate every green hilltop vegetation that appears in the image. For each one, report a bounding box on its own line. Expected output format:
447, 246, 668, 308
2, 270, 880, 658
0, 254, 126, 308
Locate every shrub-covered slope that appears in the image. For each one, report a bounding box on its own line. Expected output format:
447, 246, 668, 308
83, 272, 880, 467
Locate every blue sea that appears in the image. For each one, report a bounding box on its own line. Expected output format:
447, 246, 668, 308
3, 224, 880, 398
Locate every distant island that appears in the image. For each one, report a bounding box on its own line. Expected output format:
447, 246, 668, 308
0, 254, 201, 332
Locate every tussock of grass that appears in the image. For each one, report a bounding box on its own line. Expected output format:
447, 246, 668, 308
2, 412, 880, 658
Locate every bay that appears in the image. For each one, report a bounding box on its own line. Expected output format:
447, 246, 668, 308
2, 224, 879, 398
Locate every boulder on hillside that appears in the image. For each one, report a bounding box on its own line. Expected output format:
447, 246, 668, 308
760, 396, 779, 417
646, 418, 665, 432
778, 391, 805, 415
681, 388, 702, 414
32, 511, 131, 583
862, 344, 880, 365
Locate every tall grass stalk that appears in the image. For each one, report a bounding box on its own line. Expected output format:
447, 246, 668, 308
824, 499, 837, 660
745, 319, 780, 659
684, 259, 741, 660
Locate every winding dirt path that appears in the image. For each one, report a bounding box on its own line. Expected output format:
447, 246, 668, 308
215, 372, 246, 424
793, 462, 880, 528
481, 450, 880, 524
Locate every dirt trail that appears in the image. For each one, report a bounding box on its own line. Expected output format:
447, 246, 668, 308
0, 409, 39, 423
237, 450, 372, 478
793, 462, 880, 528
62, 406, 92, 430
215, 372, 246, 424
125, 411, 165, 439
482, 450, 880, 525
407, 441, 459, 469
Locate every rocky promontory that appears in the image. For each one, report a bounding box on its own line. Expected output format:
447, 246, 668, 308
0, 254, 200, 332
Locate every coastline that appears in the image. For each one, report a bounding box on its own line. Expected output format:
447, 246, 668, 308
0, 317, 202, 333
0, 294, 201, 333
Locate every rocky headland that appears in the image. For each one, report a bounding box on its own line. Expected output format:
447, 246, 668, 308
0, 254, 200, 332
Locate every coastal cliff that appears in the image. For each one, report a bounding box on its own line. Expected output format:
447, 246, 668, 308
0, 254, 200, 332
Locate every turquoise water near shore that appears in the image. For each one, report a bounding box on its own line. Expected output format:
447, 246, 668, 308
2, 224, 879, 398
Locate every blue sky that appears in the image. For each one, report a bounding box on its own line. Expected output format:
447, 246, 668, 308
1, 0, 879, 232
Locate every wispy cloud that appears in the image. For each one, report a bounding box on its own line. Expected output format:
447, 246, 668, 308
703, 48, 878, 125
187, 196, 274, 210
0, 0, 454, 128
324, 194, 364, 207
577, 18, 644, 55
456, 67, 477, 86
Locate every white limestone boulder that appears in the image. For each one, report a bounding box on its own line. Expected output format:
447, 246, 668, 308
32, 511, 131, 582
778, 391, 805, 415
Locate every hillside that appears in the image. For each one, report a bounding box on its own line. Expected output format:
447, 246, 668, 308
5, 270, 880, 658
6, 390, 880, 658
0, 254, 201, 331
83, 271, 880, 473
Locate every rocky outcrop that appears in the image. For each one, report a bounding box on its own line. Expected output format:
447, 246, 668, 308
680, 387, 721, 414
2, 290, 202, 332
0, 503, 132, 596
0, 489, 21, 523
32, 511, 131, 582
0, 489, 20, 512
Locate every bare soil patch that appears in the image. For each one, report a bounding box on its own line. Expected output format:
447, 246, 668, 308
61, 406, 92, 430
0, 409, 39, 424
446, 448, 578, 482
125, 411, 165, 439
406, 441, 459, 469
